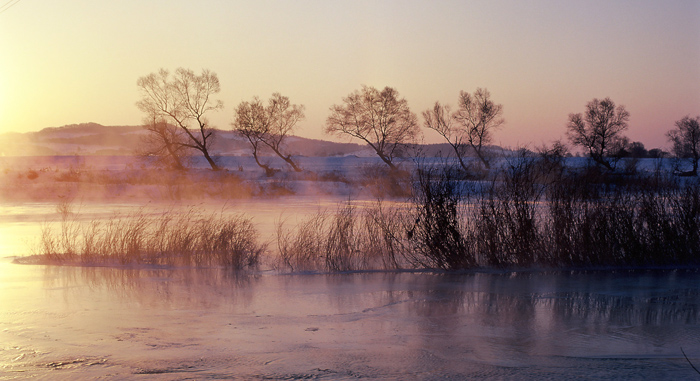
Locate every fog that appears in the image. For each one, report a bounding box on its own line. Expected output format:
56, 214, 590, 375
1, 155, 699, 378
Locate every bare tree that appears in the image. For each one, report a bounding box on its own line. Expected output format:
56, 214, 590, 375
667, 115, 700, 176
137, 68, 223, 171
232, 98, 275, 176
260, 93, 304, 172
423, 102, 468, 171
232, 93, 305, 174
325, 86, 419, 171
566, 97, 630, 170
453, 88, 504, 169
423, 88, 504, 171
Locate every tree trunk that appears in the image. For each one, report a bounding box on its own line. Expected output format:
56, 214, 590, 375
378, 152, 397, 171
446, 142, 469, 172
457, 156, 469, 172
164, 142, 185, 170
590, 152, 613, 171
275, 151, 301, 172
202, 149, 221, 171
268, 145, 302, 172
281, 155, 302, 172
252, 148, 277, 177
473, 147, 491, 169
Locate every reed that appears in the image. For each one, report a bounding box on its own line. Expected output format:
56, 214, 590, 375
276, 201, 413, 272
35, 207, 265, 269
35, 156, 700, 272
275, 155, 700, 272
409, 164, 475, 269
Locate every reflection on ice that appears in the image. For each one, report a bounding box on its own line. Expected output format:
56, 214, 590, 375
43, 266, 259, 310
2, 262, 699, 378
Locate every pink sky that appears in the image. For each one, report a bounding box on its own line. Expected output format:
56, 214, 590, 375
1, 0, 698, 151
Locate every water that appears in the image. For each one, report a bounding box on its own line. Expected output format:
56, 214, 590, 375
1, 195, 699, 379
1, 259, 699, 379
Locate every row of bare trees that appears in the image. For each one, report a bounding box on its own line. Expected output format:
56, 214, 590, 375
136, 68, 305, 173
564, 98, 699, 175
136, 67, 700, 176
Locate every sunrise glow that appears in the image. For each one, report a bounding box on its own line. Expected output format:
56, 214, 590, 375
0, 1, 697, 149
2, 2, 700, 378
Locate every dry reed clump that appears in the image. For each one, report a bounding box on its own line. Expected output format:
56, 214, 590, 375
276, 201, 414, 272
405, 151, 700, 270
35, 206, 265, 269
473, 153, 549, 267
469, 156, 700, 269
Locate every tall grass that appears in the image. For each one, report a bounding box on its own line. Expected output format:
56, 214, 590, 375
472, 158, 700, 269
34, 207, 265, 269
32, 155, 700, 272
276, 201, 414, 272
544, 173, 700, 267
275, 155, 700, 272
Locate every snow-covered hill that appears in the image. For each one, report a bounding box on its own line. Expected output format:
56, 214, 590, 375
0, 123, 371, 157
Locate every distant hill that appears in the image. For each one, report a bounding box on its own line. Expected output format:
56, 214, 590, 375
0, 123, 144, 156
0, 123, 506, 158
0, 123, 372, 157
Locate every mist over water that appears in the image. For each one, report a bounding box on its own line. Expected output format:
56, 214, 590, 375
2, 0, 699, 376
1, 155, 699, 378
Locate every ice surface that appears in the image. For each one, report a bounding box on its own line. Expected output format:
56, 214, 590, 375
1, 258, 699, 379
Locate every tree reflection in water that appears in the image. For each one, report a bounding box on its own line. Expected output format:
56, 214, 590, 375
26, 267, 700, 378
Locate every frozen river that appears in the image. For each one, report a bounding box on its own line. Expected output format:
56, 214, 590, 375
1, 258, 699, 379
1, 199, 700, 379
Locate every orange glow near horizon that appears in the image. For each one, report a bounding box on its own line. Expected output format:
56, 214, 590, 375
0, 1, 698, 150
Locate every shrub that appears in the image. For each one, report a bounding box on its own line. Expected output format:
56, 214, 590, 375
409, 164, 475, 269
26, 169, 39, 180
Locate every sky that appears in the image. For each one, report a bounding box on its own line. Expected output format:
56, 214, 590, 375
1, 0, 699, 150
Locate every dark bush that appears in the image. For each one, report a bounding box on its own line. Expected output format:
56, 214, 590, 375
410, 165, 475, 270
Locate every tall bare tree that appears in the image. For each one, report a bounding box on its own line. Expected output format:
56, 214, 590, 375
454, 88, 504, 169
232, 98, 275, 175
137, 68, 223, 171
232, 93, 305, 174
423, 102, 468, 171
566, 97, 630, 170
325, 86, 419, 171
424, 88, 504, 170
667, 115, 700, 176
